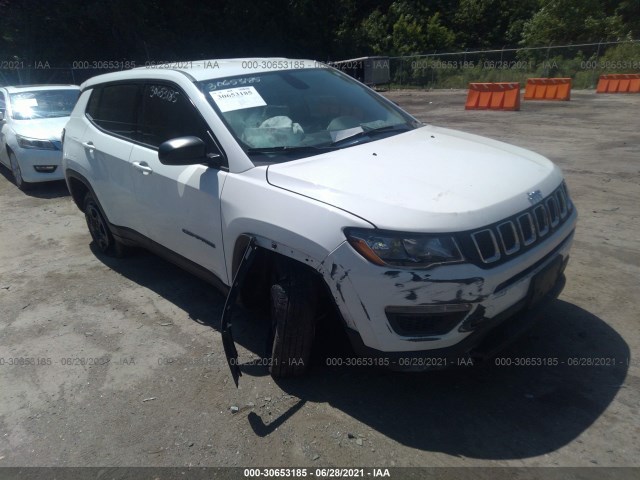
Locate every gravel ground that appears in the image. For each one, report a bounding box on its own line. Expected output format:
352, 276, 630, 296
0, 89, 638, 471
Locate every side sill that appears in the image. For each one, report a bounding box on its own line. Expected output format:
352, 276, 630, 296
110, 224, 230, 296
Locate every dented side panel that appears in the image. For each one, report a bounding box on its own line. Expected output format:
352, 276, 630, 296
220, 167, 374, 284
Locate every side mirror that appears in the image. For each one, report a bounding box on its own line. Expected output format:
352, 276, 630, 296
0, 111, 5, 122
158, 136, 206, 165
158, 136, 225, 167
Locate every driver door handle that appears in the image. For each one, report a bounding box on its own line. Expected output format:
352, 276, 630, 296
132, 161, 153, 175
82, 141, 95, 151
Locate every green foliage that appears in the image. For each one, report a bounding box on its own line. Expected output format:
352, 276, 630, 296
520, 0, 624, 46
611, 0, 640, 39
360, 9, 394, 55
358, 1, 455, 56
598, 40, 640, 69
0, 0, 638, 88
454, 0, 539, 48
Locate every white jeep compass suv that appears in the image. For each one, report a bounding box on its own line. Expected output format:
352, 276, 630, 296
62, 59, 577, 381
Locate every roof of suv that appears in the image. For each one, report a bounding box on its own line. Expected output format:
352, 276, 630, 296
1, 85, 79, 93
81, 58, 324, 88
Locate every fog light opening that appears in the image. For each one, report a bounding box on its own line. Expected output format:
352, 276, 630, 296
385, 304, 472, 337
33, 165, 57, 173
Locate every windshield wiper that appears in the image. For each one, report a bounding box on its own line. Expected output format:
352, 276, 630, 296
330, 124, 410, 146
246, 145, 325, 154
246, 124, 412, 154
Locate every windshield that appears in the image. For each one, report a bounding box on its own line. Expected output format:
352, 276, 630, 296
198, 68, 419, 163
9, 89, 79, 120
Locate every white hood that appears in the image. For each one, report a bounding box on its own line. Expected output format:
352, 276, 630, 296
11, 117, 69, 142
267, 125, 564, 232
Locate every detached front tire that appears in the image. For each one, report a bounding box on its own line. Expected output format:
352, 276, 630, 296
83, 192, 127, 257
269, 259, 318, 378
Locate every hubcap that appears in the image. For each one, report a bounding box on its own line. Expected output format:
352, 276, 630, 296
9, 155, 23, 187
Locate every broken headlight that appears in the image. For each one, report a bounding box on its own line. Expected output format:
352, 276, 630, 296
345, 228, 464, 269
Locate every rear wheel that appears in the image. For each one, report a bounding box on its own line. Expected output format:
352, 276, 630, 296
83, 192, 127, 257
9, 152, 31, 191
269, 259, 318, 378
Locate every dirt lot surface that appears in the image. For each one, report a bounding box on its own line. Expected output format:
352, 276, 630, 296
0, 90, 639, 472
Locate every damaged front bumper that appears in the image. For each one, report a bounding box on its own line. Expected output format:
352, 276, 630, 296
344, 269, 566, 370
319, 216, 576, 369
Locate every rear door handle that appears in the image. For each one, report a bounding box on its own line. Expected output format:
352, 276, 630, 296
82, 141, 95, 151
132, 161, 153, 175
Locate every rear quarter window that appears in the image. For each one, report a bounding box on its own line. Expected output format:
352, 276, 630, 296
85, 88, 101, 119
88, 84, 141, 140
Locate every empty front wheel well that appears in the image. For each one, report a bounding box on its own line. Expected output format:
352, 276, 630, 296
234, 242, 348, 375
233, 240, 335, 318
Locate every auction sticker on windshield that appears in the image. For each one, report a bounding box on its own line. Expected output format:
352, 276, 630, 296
209, 86, 266, 112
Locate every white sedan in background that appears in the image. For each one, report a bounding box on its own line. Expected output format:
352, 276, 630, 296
0, 85, 79, 190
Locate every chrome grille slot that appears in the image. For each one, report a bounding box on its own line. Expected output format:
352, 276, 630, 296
471, 229, 501, 263
517, 213, 537, 246
546, 196, 560, 227
467, 184, 573, 266
534, 205, 549, 236
497, 221, 520, 255
563, 182, 573, 212
556, 189, 568, 218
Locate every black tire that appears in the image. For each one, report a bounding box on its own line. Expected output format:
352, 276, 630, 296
9, 152, 31, 191
269, 259, 318, 378
83, 192, 127, 257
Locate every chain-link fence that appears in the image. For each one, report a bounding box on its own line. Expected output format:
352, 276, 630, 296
0, 63, 132, 86
388, 40, 640, 90
1, 40, 638, 88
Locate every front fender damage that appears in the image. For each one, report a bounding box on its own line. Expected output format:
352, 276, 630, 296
318, 259, 368, 332
221, 236, 327, 385
220, 236, 258, 387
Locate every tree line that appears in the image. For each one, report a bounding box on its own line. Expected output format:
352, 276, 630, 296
1, 0, 638, 65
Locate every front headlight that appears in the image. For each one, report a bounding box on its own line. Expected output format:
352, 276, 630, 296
16, 134, 57, 150
345, 228, 464, 269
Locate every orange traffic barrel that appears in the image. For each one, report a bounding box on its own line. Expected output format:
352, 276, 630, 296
465, 83, 520, 111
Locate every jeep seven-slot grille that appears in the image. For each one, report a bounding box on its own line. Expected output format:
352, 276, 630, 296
457, 183, 573, 268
